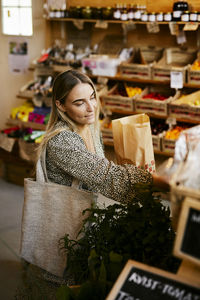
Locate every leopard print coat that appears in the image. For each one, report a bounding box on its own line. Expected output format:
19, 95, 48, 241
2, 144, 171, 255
46, 120, 152, 203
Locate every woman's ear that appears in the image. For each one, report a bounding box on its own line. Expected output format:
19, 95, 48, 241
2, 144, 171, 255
56, 100, 67, 112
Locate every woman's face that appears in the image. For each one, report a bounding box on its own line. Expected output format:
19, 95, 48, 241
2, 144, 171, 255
57, 83, 97, 126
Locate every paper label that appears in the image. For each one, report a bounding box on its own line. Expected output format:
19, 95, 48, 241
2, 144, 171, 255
183, 22, 199, 31
170, 71, 183, 89
146, 22, 160, 33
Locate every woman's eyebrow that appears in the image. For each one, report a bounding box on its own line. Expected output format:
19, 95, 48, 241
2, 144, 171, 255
72, 91, 95, 103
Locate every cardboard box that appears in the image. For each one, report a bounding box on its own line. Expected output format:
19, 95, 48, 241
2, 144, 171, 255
169, 90, 200, 121
135, 86, 180, 116
119, 46, 163, 80
152, 48, 197, 83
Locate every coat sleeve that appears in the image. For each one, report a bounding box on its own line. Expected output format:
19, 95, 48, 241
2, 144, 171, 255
46, 130, 152, 203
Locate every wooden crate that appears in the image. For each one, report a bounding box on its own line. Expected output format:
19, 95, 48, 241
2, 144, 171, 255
101, 84, 135, 112
152, 48, 197, 83
152, 134, 162, 152
135, 86, 180, 116
4, 161, 34, 186
18, 80, 36, 98
162, 137, 176, 154
169, 90, 200, 121
119, 46, 163, 80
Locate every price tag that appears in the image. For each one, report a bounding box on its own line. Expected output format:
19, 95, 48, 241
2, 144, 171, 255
95, 20, 108, 29
170, 71, 183, 89
183, 22, 199, 31
166, 117, 177, 126
176, 30, 187, 44
72, 20, 84, 30
169, 22, 179, 36
146, 22, 160, 33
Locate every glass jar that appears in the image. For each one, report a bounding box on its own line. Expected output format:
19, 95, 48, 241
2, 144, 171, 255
197, 13, 200, 22
120, 4, 128, 21
82, 6, 92, 19
141, 12, 148, 22
113, 4, 121, 20
134, 5, 142, 20
156, 12, 163, 22
69, 6, 82, 18
172, 0, 185, 21
148, 12, 156, 22
102, 6, 113, 20
181, 11, 189, 22
92, 7, 102, 19
164, 12, 172, 22
190, 11, 198, 22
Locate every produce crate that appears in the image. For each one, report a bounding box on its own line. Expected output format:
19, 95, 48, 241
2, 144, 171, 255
82, 34, 126, 77
187, 52, 200, 84
101, 128, 113, 144
18, 139, 38, 163
0, 133, 16, 152
152, 47, 197, 83
119, 46, 163, 80
161, 137, 176, 154
152, 134, 162, 152
101, 84, 136, 112
35, 65, 54, 77
169, 90, 200, 121
18, 80, 37, 98
135, 86, 180, 116
3, 161, 33, 186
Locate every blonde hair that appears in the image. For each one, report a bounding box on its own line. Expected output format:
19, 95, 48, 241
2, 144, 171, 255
36, 69, 101, 162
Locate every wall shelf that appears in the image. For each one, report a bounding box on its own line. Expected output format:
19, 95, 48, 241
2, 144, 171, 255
6, 118, 46, 131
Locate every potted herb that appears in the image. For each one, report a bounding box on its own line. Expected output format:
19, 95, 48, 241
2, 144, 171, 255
57, 184, 181, 300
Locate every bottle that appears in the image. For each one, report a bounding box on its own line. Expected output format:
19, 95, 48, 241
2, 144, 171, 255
134, 4, 142, 20
164, 12, 172, 21
102, 6, 113, 20
181, 10, 189, 22
190, 11, 198, 22
141, 12, 148, 22
172, 0, 189, 21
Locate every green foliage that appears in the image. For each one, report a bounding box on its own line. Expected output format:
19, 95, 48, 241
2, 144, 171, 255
57, 184, 181, 300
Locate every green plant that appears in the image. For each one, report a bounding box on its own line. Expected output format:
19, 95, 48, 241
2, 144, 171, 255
57, 183, 181, 300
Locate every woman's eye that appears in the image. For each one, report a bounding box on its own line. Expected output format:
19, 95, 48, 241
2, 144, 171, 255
75, 101, 84, 106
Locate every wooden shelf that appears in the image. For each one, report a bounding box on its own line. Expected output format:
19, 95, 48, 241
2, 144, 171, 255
6, 118, 46, 130
105, 109, 200, 124
45, 18, 195, 26
103, 140, 173, 157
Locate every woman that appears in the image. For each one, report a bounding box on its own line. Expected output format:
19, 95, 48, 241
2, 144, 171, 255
18, 69, 168, 297
37, 69, 166, 203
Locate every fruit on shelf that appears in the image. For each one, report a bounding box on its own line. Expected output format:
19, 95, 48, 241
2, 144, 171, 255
165, 125, 189, 140
191, 60, 200, 71
142, 92, 168, 101
125, 86, 142, 98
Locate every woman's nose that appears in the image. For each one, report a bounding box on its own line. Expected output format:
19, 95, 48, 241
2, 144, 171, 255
86, 101, 94, 111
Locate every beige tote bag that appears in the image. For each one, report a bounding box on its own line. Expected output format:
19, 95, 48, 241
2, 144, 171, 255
20, 148, 95, 277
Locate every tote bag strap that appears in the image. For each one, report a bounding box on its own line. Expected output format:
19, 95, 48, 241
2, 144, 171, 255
36, 145, 80, 189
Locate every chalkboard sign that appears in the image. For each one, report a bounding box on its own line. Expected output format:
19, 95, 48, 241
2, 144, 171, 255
174, 197, 200, 266
106, 260, 200, 300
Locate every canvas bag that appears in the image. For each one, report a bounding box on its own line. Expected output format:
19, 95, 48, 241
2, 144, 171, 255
20, 147, 96, 277
112, 113, 156, 173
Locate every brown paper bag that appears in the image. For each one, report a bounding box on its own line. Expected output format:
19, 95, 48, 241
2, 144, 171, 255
112, 114, 155, 173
